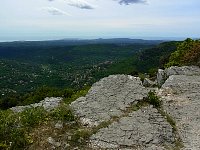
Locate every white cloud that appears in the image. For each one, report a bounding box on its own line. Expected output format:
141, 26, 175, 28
115, 0, 147, 5
42, 7, 70, 16
65, 0, 95, 9
48, 0, 95, 9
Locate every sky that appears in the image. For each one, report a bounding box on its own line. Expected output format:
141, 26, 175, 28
0, 0, 200, 41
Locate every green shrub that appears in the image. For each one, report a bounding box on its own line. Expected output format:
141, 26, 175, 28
50, 105, 75, 122
71, 129, 91, 146
20, 107, 48, 127
147, 91, 161, 108
165, 38, 200, 68
138, 73, 146, 82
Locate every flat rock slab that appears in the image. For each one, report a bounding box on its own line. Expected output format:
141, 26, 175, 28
157, 66, 200, 86
159, 75, 200, 150
165, 66, 200, 76
70, 75, 148, 127
10, 97, 63, 113
90, 106, 175, 149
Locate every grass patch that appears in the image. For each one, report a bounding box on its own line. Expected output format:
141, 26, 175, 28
0, 110, 30, 149
174, 138, 184, 150
20, 107, 49, 127
50, 104, 75, 122
0, 86, 90, 150
159, 109, 177, 131
0, 106, 76, 149
70, 128, 92, 146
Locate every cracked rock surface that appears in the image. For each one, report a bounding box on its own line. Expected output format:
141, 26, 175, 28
157, 66, 200, 86
70, 75, 148, 127
158, 75, 200, 150
90, 106, 175, 149
70, 69, 200, 149
10, 97, 63, 113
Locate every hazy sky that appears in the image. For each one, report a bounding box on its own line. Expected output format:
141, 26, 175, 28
0, 0, 200, 41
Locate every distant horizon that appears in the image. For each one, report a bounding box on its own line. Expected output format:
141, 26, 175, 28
0, 36, 197, 43
1, 0, 200, 42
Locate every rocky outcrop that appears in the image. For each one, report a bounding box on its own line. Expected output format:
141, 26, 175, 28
70, 74, 179, 149
69, 66, 200, 149
70, 75, 148, 127
90, 106, 175, 149
158, 74, 200, 150
10, 97, 63, 113
157, 66, 200, 86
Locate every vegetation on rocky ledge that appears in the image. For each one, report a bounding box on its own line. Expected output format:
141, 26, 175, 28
166, 38, 200, 67
0, 87, 89, 150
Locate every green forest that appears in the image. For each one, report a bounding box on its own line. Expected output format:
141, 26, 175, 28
1, 39, 199, 109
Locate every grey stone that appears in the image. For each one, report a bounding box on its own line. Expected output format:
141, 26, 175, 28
143, 78, 156, 87
90, 106, 175, 149
165, 66, 200, 76
10, 105, 32, 113
70, 75, 148, 127
157, 69, 166, 87
158, 69, 200, 149
157, 66, 200, 87
67, 136, 72, 140
10, 97, 63, 113
64, 143, 70, 149
55, 121, 63, 129
47, 137, 61, 147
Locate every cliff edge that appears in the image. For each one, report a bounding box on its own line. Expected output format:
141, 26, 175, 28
70, 66, 200, 150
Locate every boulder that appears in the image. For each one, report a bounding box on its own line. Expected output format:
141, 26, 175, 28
157, 69, 166, 87
157, 66, 200, 86
70, 75, 149, 127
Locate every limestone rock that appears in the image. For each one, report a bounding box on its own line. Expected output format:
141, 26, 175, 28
143, 78, 156, 87
158, 73, 200, 149
47, 137, 61, 147
157, 69, 166, 87
55, 121, 63, 129
10, 97, 63, 113
70, 75, 148, 127
90, 106, 175, 149
157, 66, 200, 86
165, 65, 200, 76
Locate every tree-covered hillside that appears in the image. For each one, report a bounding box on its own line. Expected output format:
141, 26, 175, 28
0, 41, 156, 97
98, 41, 179, 77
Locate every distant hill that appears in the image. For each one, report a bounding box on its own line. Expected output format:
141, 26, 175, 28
0, 38, 164, 46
